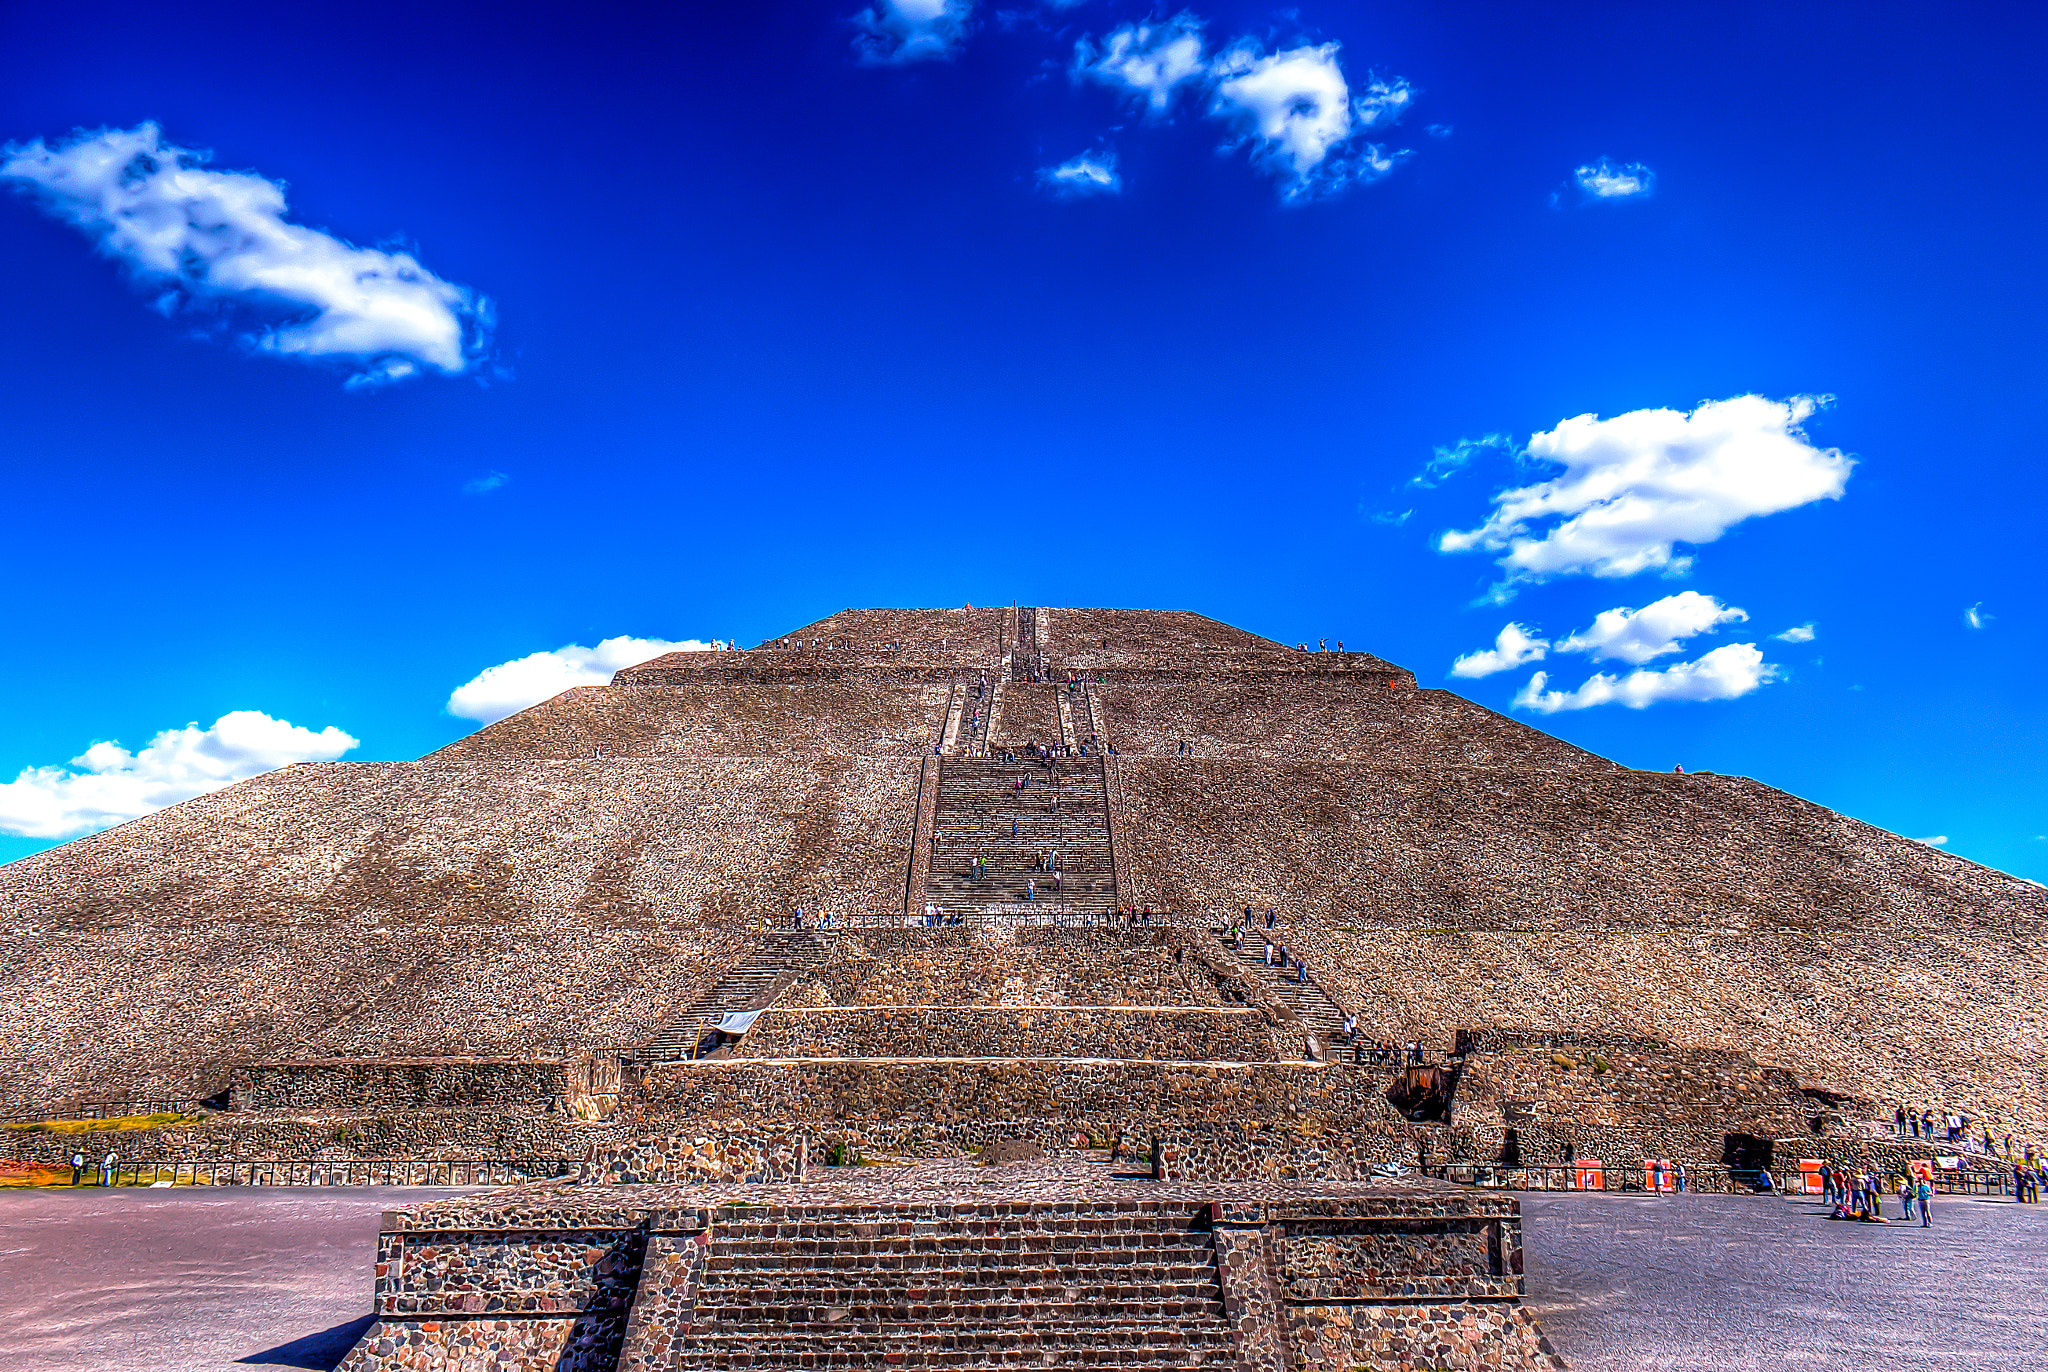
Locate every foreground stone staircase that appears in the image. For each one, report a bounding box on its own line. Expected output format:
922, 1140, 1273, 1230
640, 933, 836, 1060
925, 757, 1117, 919
661, 1201, 1235, 1369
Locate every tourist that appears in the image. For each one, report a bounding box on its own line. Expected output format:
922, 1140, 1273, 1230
1344, 1013, 1357, 1043
1895, 1105, 1908, 1135
1820, 1168, 1838, 1206
1898, 1174, 1915, 1222
1674, 1161, 1687, 1192
69, 1150, 83, 1186
1917, 1176, 1933, 1226
1026, 879, 1035, 902
100, 1151, 116, 1186
1755, 1167, 1776, 1193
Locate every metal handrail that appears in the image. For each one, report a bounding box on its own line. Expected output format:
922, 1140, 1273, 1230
47, 1157, 575, 1187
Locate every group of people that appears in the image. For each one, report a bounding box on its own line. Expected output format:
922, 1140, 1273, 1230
1351, 1039, 1426, 1067
1297, 639, 1348, 652
1821, 1165, 1936, 1226
67, 1150, 119, 1186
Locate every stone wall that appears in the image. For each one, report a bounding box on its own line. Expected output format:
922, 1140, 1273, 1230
0, 1105, 622, 1167
741, 1006, 1282, 1062
635, 1057, 1412, 1129
236, 1055, 615, 1113
580, 1129, 809, 1184
1154, 1124, 1422, 1181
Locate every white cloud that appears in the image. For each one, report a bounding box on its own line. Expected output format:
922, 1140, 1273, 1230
1513, 643, 1776, 713
1450, 623, 1549, 679
1440, 395, 1853, 588
1575, 157, 1655, 199
1914, 835, 1949, 847
463, 471, 509, 495
1208, 41, 1409, 201
1964, 602, 1991, 629
0, 711, 357, 840
447, 636, 712, 725
1556, 591, 1747, 665
1774, 623, 1816, 643
1, 124, 490, 386
1073, 15, 1207, 114
854, 0, 972, 64
1039, 150, 1123, 197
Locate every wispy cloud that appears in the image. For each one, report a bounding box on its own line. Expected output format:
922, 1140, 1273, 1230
1774, 623, 1816, 643
1440, 395, 1852, 593
1964, 602, 1992, 629
1450, 623, 1548, 679
854, 0, 972, 64
1039, 149, 1123, 197
1914, 835, 1950, 846
1073, 14, 1208, 114
1574, 157, 1655, 199
1411, 432, 1512, 489
1513, 642, 1776, 713
1208, 41, 1410, 201
1, 123, 491, 387
463, 471, 510, 495
0, 710, 357, 840
448, 635, 713, 725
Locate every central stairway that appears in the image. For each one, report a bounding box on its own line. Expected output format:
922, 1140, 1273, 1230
660, 1201, 1235, 1369
925, 757, 1117, 919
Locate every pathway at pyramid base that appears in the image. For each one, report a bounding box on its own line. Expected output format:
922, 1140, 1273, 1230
4, 606, 2042, 1369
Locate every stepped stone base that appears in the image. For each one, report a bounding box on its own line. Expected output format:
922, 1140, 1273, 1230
337, 1161, 1567, 1372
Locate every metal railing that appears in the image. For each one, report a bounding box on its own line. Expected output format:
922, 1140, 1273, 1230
1427, 1163, 2021, 1198
50, 1157, 574, 1188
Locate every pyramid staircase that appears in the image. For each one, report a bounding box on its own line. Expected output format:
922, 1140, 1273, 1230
640, 932, 836, 1060
647, 1201, 1236, 1369
925, 757, 1118, 919
1216, 930, 1350, 1052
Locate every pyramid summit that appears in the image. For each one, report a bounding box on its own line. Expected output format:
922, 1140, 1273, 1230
4, 605, 2044, 1369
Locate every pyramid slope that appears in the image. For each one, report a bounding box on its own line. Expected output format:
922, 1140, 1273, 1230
1, 604, 2042, 1139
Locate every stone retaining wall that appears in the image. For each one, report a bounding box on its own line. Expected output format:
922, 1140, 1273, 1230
236, 1056, 617, 1113
783, 926, 1231, 1008
0, 1106, 621, 1167
741, 1006, 1282, 1062
636, 1057, 1407, 1128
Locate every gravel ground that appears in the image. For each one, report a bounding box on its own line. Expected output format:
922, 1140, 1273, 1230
3, 1184, 2042, 1372
1523, 1190, 2048, 1371
0, 1187, 471, 1372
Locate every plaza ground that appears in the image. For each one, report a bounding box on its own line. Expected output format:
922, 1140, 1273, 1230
1, 1186, 2042, 1371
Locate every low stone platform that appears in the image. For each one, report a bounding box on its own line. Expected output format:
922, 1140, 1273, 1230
337, 1159, 1566, 1371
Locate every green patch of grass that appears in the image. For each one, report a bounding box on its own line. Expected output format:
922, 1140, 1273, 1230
3, 1112, 197, 1134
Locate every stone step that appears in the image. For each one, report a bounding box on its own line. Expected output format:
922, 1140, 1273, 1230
667, 1348, 1226, 1370
693, 1298, 1224, 1323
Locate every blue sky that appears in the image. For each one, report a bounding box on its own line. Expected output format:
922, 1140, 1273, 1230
0, 0, 2042, 879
